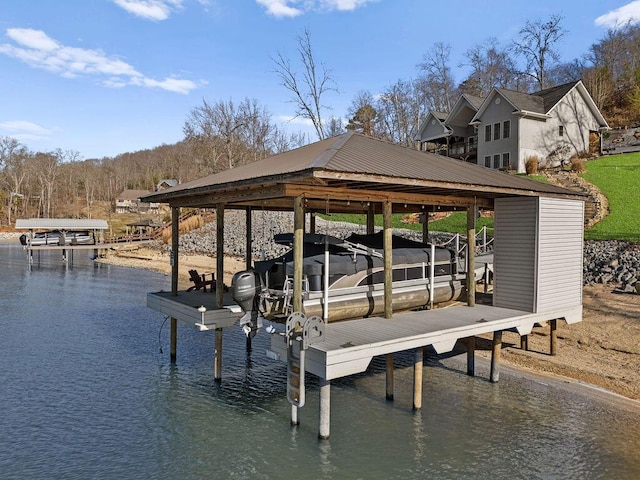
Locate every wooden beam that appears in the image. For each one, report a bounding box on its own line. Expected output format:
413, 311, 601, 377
550, 319, 557, 356
284, 184, 492, 209
214, 328, 223, 383
466, 336, 475, 376
413, 348, 423, 410
245, 207, 252, 270
386, 354, 394, 401
170, 206, 179, 364
383, 200, 392, 319
466, 204, 476, 307
293, 196, 304, 312
490, 330, 503, 383
216, 204, 224, 309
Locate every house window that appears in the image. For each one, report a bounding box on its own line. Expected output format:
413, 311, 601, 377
559, 125, 564, 136
502, 152, 511, 169
503, 120, 511, 139
493, 123, 501, 141
485, 125, 491, 142
484, 155, 491, 167
493, 154, 500, 169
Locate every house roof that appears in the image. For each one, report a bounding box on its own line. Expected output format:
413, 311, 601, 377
472, 81, 609, 128
117, 189, 152, 201
16, 219, 109, 230
143, 132, 582, 213
413, 111, 451, 141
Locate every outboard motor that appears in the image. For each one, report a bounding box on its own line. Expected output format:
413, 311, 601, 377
231, 270, 263, 344
19, 234, 28, 246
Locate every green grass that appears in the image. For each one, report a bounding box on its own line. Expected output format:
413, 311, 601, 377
582, 152, 640, 241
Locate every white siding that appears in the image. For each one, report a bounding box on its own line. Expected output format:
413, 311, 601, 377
493, 197, 538, 311
535, 197, 584, 312
494, 197, 584, 314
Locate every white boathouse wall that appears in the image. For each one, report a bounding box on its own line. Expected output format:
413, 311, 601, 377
493, 197, 584, 313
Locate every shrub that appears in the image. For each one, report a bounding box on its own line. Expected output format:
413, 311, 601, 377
525, 156, 539, 175
570, 157, 586, 173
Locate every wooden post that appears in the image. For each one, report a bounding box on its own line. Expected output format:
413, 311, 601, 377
367, 203, 375, 235
309, 212, 316, 234
318, 378, 330, 439
245, 207, 252, 270
550, 319, 557, 356
293, 196, 304, 313
520, 334, 529, 351
386, 354, 394, 401
422, 212, 429, 245
413, 348, 423, 410
214, 328, 223, 383
383, 200, 393, 319
170, 206, 179, 364
490, 330, 503, 383
216, 205, 225, 310
466, 336, 475, 376
466, 204, 476, 307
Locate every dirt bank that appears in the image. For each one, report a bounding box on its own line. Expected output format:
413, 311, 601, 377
98, 247, 640, 401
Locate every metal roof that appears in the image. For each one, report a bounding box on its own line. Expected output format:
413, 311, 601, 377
15, 219, 109, 230
142, 132, 583, 213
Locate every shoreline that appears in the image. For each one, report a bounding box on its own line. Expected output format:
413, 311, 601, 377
98, 246, 640, 403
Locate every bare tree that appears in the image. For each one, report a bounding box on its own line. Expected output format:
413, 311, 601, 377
346, 91, 378, 136
272, 28, 337, 140
512, 14, 567, 91
376, 79, 425, 147
461, 38, 519, 96
418, 42, 457, 112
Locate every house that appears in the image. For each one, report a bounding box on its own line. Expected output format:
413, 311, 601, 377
156, 179, 178, 191
115, 189, 159, 214
415, 94, 484, 163
415, 81, 609, 173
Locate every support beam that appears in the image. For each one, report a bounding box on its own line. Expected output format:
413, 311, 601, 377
383, 200, 393, 319
422, 212, 429, 244
293, 196, 304, 313
291, 405, 299, 426
466, 205, 476, 307
366, 204, 375, 235
520, 334, 529, 351
216, 205, 225, 309
413, 348, 423, 410
170, 206, 180, 364
214, 328, 223, 383
318, 378, 330, 439
490, 330, 503, 383
550, 319, 557, 356
310, 212, 316, 234
245, 208, 252, 270
386, 354, 394, 401
466, 336, 476, 376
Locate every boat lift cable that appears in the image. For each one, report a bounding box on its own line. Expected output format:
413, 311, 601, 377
158, 315, 170, 353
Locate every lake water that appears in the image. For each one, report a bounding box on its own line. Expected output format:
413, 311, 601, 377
1, 244, 639, 479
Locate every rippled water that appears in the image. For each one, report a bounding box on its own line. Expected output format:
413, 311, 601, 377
1, 244, 639, 479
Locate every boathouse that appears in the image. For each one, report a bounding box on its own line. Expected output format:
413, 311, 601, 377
142, 132, 585, 438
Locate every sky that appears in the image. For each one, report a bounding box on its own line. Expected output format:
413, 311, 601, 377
1, 0, 639, 160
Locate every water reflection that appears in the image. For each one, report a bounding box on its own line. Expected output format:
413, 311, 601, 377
0, 244, 639, 480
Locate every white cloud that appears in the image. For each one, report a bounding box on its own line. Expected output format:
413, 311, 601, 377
0, 28, 200, 94
0, 120, 54, 142
256, 0, 303, 18
257, 0, 374, 18
112, 0, 185, 21
595, 0, 640, 28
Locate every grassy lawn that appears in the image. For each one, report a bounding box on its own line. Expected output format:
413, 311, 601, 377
322, 155, 640, 242
582, 152, 640, 241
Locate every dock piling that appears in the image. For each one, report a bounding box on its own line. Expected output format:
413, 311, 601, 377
550, 319, 558, 356
413, 348, 423, 410
318, 378, 330, 439
466, 336, 475, 376
490, 330, 503, 383
386, 354, 394, 401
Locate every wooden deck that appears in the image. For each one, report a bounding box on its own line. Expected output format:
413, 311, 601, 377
269, 304, 582, 380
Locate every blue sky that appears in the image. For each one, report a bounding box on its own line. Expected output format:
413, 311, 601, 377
1, 0, 639, 160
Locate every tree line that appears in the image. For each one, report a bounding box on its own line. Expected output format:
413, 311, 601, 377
2, 15, 639, 226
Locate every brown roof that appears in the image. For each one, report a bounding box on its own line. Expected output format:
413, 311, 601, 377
143, 132, 582, 212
